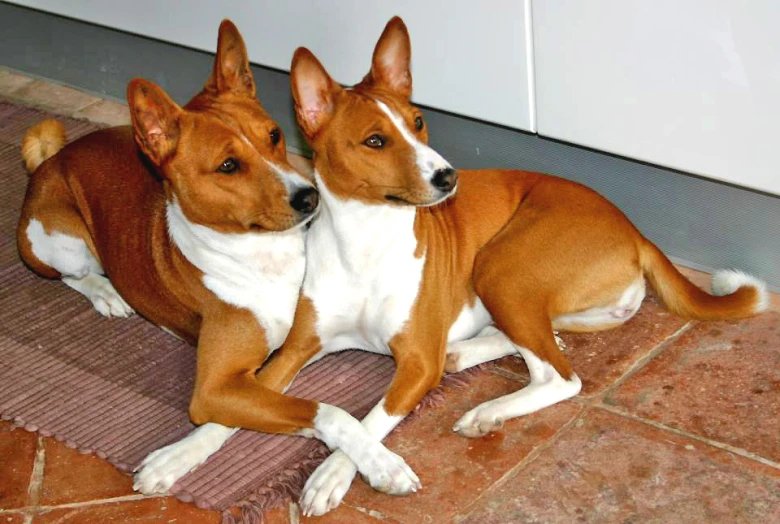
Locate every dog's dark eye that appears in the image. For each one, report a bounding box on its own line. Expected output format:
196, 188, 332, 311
364, 134, 385, 148
270, 128, 281, 146
414, 116, 424, 131
217, 157, 239, 174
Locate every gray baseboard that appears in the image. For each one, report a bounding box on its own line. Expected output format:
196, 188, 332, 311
2, 1, 778, 290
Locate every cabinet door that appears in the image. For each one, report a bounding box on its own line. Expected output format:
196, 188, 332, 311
533, 0, 780, 195
11, 0, 536, 131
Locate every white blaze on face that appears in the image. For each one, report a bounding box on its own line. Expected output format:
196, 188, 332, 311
264, 158, 315, 197
374, 100, 452, 185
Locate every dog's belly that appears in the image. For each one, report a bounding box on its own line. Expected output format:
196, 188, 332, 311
552, 279, 646, 332
447, 297, 493, 345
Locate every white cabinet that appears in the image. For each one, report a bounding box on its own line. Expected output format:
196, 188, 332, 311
533, 0, 780, 196
9, 0, 536, 131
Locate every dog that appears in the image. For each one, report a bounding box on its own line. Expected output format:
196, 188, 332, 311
17, 20, 419, 498
245, 16, 768, 516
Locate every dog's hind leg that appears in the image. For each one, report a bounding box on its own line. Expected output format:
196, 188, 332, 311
18, 170, 134, 318
452, 331, 581, 438
453, 247, 582, 437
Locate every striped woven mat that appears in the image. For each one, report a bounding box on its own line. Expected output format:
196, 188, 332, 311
0, 102, 478, 522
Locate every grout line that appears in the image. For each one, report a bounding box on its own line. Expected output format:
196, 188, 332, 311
593, 321, 695, 401
69, 98, 103, 117
346, 504, 390, 521
453, 402, 589, 522
70, 98, 102, 116
12, 493, 168, 516
39, 493, 164, 510
26, 436, 46, 508
288, 501, 300, 524
595, 404, 780, 470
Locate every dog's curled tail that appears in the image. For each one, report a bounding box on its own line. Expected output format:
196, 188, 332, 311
21, 119, 67, 173
640, 240, 769, 320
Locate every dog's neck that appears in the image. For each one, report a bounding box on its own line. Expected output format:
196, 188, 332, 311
312, 171, 420, 267
166, 198, 305, 349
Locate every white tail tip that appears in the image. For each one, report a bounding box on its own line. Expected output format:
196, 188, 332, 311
711, 269, 770, 314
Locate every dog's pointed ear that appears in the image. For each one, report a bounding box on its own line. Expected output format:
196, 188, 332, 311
367, 16, 412, 99
205, 19, 256, 97
291, 47, 340, 139
127, 79, 182, 166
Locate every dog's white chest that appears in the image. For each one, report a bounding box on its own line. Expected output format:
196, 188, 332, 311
166, 201, 305, 350
304, 183, 424, 354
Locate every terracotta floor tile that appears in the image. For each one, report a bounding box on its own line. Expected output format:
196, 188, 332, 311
321, 372, 582, 522
495, 293, 690, 396
606, 312, 780, 462
460, 409, 780, 523
72, 99, 130, 127
0, 511, 26, 523
300, 504, 386, 523
39, 438, 135, 506
4, 80, 98, 116
261, 504, 291, 523
34, 496, 220, 523
0, 69, 35, 96
0, 422, 37, 510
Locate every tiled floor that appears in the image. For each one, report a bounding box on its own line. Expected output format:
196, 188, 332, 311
1, 68, 779, 523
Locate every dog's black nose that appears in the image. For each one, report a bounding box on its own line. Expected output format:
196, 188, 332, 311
290, 187, 319, 214
431, 167, 458, 191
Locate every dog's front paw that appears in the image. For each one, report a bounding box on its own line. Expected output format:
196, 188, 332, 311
299, 451, 357, 517
453, 401, 504, 438
133, 442, 202, 495
354, 442, 421, 496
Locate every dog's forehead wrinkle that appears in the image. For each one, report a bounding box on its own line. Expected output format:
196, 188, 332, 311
198, 105, 274, 155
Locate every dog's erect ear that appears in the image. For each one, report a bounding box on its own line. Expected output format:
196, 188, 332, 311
127, 79, 182, 166
367, 16, 412, 99
205, 19, 256, 97
291, 47, 341, 139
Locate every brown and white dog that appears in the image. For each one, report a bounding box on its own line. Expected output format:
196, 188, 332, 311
252, 17, 767, 515
17, 20, 419, 497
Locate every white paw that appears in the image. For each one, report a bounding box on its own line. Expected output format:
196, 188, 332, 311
354, 442, 421, 496
89, 280, 134, 318
452, 402, 504, 438
299, 451, 357, 517
63, 274, 135, 318
133, 442, 203, 495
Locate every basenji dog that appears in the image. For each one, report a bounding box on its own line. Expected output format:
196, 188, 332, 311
17, 20, 419, 498
256, 17, 768, 515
